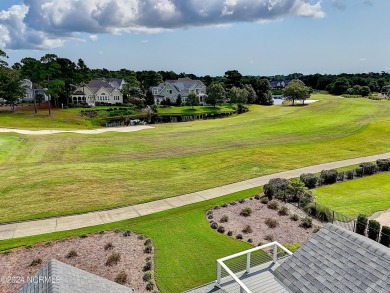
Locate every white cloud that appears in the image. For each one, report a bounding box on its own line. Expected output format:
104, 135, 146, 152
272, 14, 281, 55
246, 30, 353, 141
0, 0, 325, 50
89, 34, 98, 41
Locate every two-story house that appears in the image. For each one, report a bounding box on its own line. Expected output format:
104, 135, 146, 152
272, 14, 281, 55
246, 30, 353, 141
151, 77, 206, 105
71, 78, 125, 106
21, 79, 49, 103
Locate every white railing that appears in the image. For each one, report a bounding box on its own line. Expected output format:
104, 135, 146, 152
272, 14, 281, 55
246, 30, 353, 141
216, 242, 293, 293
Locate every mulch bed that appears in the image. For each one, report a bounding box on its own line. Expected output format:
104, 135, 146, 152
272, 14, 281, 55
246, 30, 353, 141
0, 231, 154, 293
210, 198, 318, 245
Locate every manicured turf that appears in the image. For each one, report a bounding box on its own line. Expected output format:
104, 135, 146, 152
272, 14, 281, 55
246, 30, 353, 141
0, 109, 100, 129
1, 95, 390, 222
157, 105, 234, 115
0, 188, 261, 293
314, 172, 390, 218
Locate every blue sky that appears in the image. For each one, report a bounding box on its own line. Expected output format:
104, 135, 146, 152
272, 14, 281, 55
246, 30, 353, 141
0, 0, 388, 76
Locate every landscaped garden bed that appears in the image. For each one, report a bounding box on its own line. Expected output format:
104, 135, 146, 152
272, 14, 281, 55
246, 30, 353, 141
208, 197, 319, 246
0, 230, 156, 293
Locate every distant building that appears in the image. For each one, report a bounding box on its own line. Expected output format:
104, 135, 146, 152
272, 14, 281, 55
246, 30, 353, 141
150, 77, 206, 105
71, 78, 125, 106
270, 80, 291, 89
21, 79, 49, 103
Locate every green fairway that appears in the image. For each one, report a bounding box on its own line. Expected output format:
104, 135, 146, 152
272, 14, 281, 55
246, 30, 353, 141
314, 172, 390, 218
0, 109, 101, 129
1, 95, 390, 222
157, 105, 234, 115
0, 188, 260, 293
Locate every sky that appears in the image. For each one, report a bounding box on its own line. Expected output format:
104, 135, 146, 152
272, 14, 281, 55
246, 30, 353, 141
0, 0, 389, 76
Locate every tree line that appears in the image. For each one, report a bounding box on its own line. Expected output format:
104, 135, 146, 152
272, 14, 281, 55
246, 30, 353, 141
1, 50, 389, 112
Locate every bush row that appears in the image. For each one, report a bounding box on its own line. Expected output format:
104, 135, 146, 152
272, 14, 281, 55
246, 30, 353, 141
356, 214, 390, 247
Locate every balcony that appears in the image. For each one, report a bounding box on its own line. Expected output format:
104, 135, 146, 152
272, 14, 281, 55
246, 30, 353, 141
185, 242, 292, 293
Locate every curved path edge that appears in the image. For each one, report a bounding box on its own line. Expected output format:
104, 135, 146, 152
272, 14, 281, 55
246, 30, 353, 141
0, 125, 154, 135
1, 152, 390, 241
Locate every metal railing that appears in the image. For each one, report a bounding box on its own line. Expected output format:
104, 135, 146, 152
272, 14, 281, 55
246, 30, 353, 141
216, 242, 293, 293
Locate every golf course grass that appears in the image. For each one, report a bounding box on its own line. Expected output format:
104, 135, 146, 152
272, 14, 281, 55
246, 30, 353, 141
314, 172, 390, 218
157, 104, 234, 115
1, 94, 390, 223
0, 188, 261, 293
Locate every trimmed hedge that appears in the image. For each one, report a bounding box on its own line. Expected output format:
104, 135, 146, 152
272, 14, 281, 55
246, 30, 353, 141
300, 173, 318, 189
368, 220, 381, 241
356, 214, 368, 235
320, 169, 338, 185
380, 226, 390, 247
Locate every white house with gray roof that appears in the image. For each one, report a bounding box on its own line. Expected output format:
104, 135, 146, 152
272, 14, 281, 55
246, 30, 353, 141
71, 78, 125, 106
151, 77, 206, 105
186, 224, 390, 293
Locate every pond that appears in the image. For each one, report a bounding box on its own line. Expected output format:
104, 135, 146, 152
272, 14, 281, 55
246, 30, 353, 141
273, 98, 284, 105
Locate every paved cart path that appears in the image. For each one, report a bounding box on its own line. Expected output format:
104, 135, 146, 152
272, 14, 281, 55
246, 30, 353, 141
1, 152, 390, 240
0, 125, 154, 135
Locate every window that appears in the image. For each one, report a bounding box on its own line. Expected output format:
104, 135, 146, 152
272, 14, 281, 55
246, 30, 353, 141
153, 90, 158, 95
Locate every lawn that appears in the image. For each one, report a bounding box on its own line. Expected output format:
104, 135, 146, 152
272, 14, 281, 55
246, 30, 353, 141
156, 104, 234, 115
314, 172, 390, 218
0, 108, 101, 129
1, 94, 390, 222
0, 188, 261, 293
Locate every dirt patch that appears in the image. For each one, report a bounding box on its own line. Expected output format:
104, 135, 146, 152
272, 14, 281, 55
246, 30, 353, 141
0, 231, 154, 293
210, 198, 318, 245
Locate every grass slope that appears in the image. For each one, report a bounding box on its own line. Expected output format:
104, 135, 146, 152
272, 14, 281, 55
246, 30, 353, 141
1, 95, 390, 222
314, 172, 390, 217
157, 105, 234, 115
0, 188, 261, 293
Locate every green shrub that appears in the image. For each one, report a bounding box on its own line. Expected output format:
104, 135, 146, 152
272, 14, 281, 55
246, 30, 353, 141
359, 162, 378, 175
65, 249, 78, 259
265, 218, 279, 228
380, 226, 390, 247
290, 213, 300, 221
304, 203, 333, 222
217, 226, 225, 233
263, 183, 274, 200
299, 173, 318, 189
242, 225, 253, 234
115, 272, 127, 285
220, 215, 229, 223
236, 234, 243, 240
143, 272, 152, 282
146, 281, 154, 291
105, 252, 121, 266
301, 217, 313, 228
227, 231, 233, 236
355, 167, 364, 177
320, 169, 338, 185
213, 205, 220, 210
278, 205, 289, 216
143, 261, 152, 271
206, 210, 213, 216
368, 220, 381, 241
337, 171, 345, 181
104, 242, 114, 250
238, 198, 246, 204
247, 238, 253, 243
254, 194, 261, 200
267, 200, 279, 210
210, 222, 218, 229
123, 230, 132, 237
138, 235, 145, 240
376, 159, 390, 171
264, 234, 274, 241
144, 245, 153, 254
221, 203, 228, 208
356, 214, 368, 235
30, 258, 42, 266
230, 201, 237, 205
260, 197, 269, 204
266, 178, 289, 200
345, 170, 354, 180
144, 239, 152, 246
240, 207, 252, 217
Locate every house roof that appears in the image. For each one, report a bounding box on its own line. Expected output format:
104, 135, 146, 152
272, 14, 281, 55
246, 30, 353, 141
86, 79, 115, 94
18, 259, 134, 293
274, 224, 390, 293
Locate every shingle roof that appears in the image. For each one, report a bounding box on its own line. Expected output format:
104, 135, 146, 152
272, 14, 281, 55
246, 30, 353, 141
18, 259, 134, 293
87, 79, 115, 94
274, 224, 390, 293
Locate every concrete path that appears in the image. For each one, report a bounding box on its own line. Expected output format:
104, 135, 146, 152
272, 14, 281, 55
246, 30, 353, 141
1, 152, 390, 241
0, 125, 154, 135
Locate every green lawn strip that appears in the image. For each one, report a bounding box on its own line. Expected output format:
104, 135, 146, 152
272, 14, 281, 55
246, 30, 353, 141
2, 94, 390, 222
157, 105, 234, 115
0, 188, 261, 292
314, 172, 390, 217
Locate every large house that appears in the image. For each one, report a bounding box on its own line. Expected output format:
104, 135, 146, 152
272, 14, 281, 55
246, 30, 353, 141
71, 78, 125, 106
186, 224, 390, 293
151, 77, 206, 105
270, 80, 291, 89
21, 79, 49, 103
